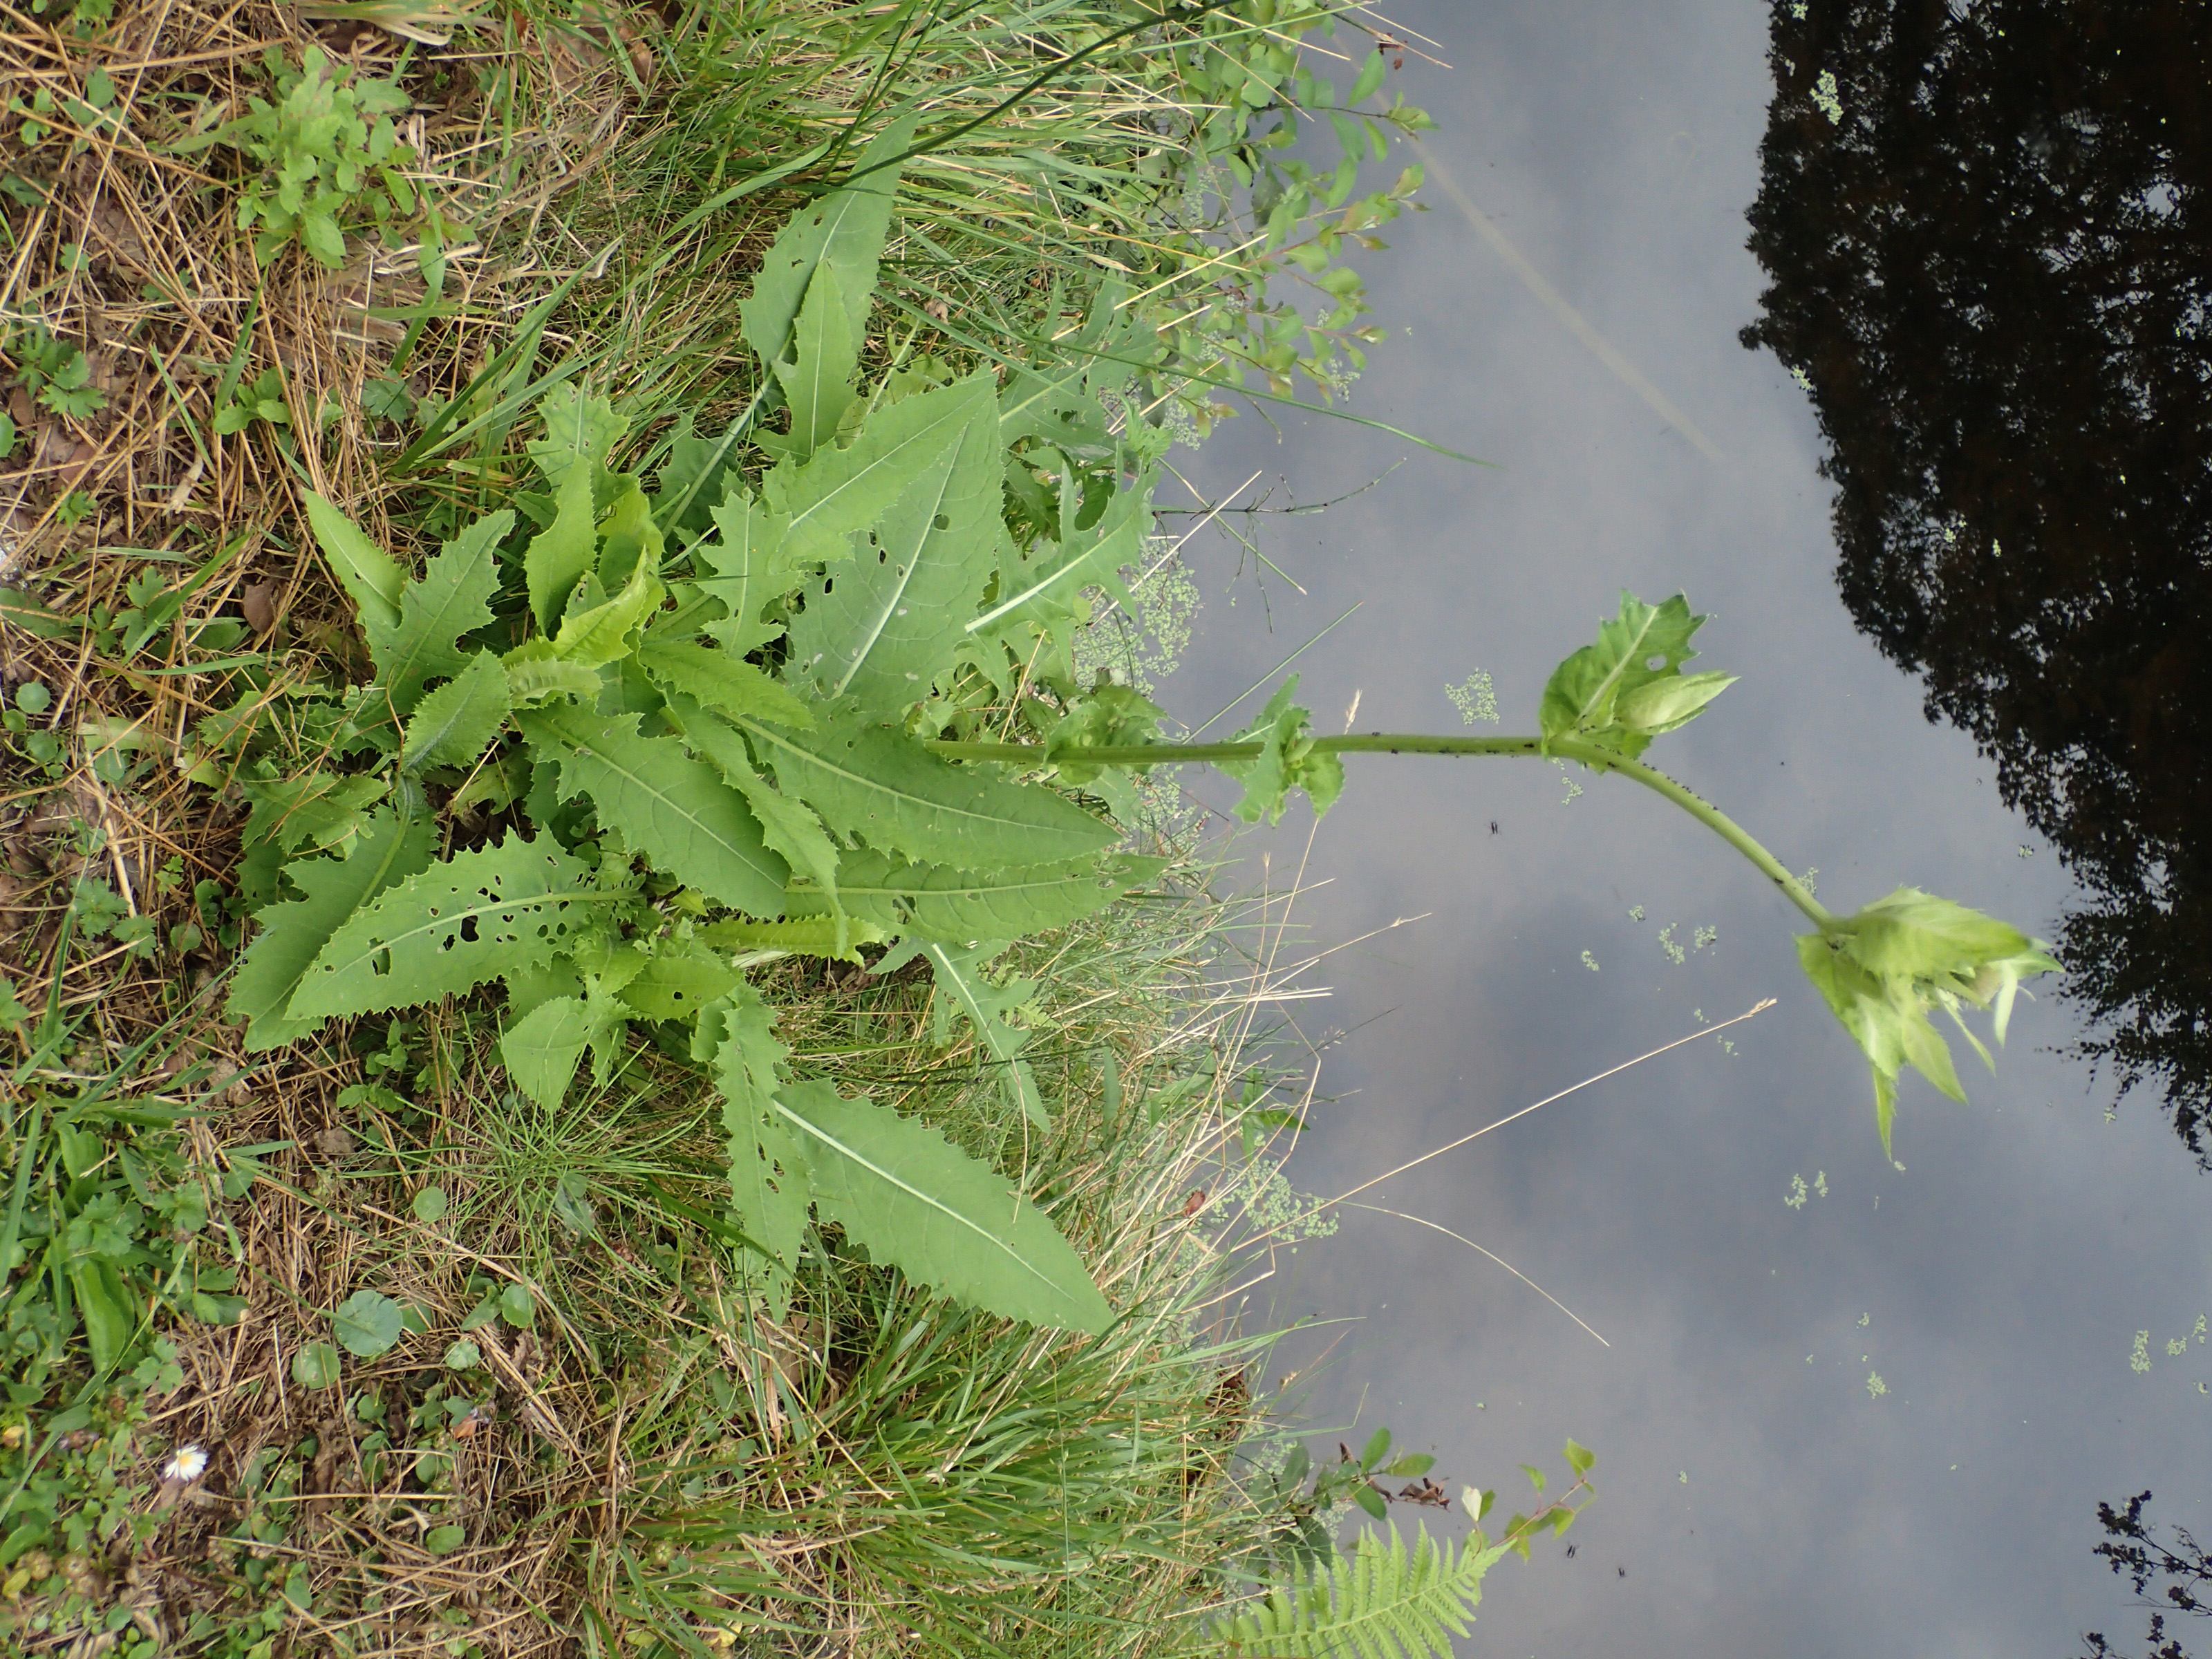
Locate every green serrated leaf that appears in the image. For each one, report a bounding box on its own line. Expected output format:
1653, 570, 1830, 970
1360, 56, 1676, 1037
499, 985, 628, 1108
1220, 676, 1343, 825
1539, 591, 1709, 760
400, 650, 509, 771
519, 704, 789, 915
697, 915, 881, 962
710, 985, 807, 1321
288, 834, 620, 1022
693, 485, 794, 657
777, 1078, 1110, 1332
227, 807, 435, 1050
641, 640, 814, 729
668, 700, 846, 944
738, 113, 915, 373
767, 366, 1000, 571
241, 771, 390, 856
304, 490, 404, 635
363, 510, 508, 719
527, 384, 628, 492
965, 474, 1150, 676
502, 643, 603, 704
597, 481, 664, 591
525, 456, 598, 633
1211, 1521, 1510, 1656
774, 262, 860, 462
619, 944, 743, 1021
816, 849, 1163, 941
740, 707, 1115, 870
1613, 669, 1737, 738
551, 529, 659, 666
1564, 1438, 1595, 1476
919, 939, 1047, 1128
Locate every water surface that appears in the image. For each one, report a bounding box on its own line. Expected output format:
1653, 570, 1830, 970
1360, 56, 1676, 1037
1158, 3, 2212, 1653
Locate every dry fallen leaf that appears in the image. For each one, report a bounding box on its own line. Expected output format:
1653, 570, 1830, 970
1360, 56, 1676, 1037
241, 581, 280, 635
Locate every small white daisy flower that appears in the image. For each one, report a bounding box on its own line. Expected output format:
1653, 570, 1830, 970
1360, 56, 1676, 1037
162, 1444, 209, 1483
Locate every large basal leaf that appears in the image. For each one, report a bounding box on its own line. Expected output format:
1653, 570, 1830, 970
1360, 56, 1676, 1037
288, 833, 620, 1021
667, 701, 846, 944
785, 373, 1002, 713
772, 262, 859, 462
400, 649, 509, 771
816, 849, 1164, 940
697, 915, 884, 964
776, 1078, 1111, 1333
518, 704, 789, 915
738, 112, 915, 373
709, 986, 809, 1321
303, 490, 403, 635
363, 510, 507, 717
765, 366, 1002, 571
738, 707, 1116, 870
227, 807, 434, 1050
919, 939, 1047, 1130
1538, 591, 1730, 761
525, 384, 628, 493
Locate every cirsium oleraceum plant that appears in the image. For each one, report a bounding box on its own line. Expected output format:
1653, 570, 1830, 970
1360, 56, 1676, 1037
215, 120, 2052, 1344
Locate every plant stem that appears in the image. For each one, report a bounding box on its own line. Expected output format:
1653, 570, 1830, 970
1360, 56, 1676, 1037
923, 731, 1839, 929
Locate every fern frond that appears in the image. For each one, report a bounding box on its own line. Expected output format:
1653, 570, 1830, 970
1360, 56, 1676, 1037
1208, 1524, 1511, 1659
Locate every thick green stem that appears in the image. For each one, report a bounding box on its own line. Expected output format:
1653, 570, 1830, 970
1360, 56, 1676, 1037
922, 731, 1838, 930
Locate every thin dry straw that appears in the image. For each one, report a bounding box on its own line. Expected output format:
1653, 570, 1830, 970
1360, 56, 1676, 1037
1320, 998, 1779, 1212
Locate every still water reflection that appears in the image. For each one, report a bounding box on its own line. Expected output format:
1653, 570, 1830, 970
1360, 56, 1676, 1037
1742, 0, 2212, 1174
1156, 1, 2211, 1654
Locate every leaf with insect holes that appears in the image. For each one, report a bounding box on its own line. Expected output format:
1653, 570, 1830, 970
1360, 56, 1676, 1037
287, 833, 625, 1022
773, 261, 859, 462
1797, 888, 2058, 1157
363, 510, 507, 717
304, 490, 404, 635
1539, 591, 1731, 762
775, 1077, 1111, 1332
618, 944, 743, 1022
526, 385, 627, 494
739, 113, 915, 375
228, 808, 435, 1050
696, 915, 885, 963
400, 650, 508, 771
738, 707, 1116, 871
786, 375, 1003, 714
332, 1289, 406, 1358
519, 704, 789, 915
707, 984, 809, 1322
919, 939, 1047, 1129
